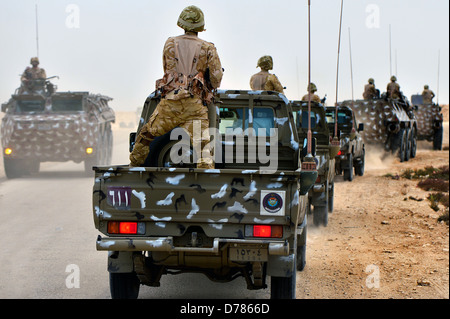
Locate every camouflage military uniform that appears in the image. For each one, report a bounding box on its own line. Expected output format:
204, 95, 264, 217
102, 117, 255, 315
130, 6, 223, 169
363, 78, 377, 100
387, 76, 401, 99
250, 56, 284, 93
422, 86, 435, 104
19, 57, 47, 93
301, 83, 321, 103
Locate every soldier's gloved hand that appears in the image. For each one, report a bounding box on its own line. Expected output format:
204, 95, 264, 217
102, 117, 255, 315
129, 143, 150, 167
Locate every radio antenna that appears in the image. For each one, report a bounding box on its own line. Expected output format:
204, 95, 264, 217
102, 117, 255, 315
437, 49, 440, 105
35, 3, 39, 57
332, 0, 344, 142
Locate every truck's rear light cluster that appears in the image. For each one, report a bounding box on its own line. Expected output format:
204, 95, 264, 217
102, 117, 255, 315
107, 221, 145, 235
245, 225, 283, 238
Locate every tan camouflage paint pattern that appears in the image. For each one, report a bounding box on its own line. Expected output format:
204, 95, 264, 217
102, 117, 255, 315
301, 93, 321, 103
415, 103, 442, 137
130, 96, 212, 168
363, 84, 377, 100
130, 32, 222, 169
422, 89, 435, 105
1, 93, 115, 162
250, 71, 284, 93
386, 81, 401, 99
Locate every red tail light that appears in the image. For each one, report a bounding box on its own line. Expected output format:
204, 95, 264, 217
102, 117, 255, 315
253, 225, 283, 238
337, 150, 342, 156
108, 221, 138, 234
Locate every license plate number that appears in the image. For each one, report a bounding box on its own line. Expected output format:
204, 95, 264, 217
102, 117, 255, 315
229, 247, 268, 262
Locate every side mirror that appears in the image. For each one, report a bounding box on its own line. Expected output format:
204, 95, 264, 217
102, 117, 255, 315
358, 123, 364, 132
129, 132, 136, 153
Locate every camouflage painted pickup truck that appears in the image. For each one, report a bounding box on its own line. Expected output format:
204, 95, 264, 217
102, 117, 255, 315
325, 105, 365, 182
1, 81, 115, 177
92, 90, 317, 299
291, 101, 338, 227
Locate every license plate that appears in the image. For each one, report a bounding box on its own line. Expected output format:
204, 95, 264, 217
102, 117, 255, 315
229, 247, 268, 262
38, 123, 51, 130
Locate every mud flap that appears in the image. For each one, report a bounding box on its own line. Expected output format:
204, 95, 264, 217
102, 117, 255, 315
108, 251, 134, 273
266, 253, 295, 277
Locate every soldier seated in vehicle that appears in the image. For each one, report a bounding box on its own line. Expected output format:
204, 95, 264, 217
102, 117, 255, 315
363, 78, 379, 100
301, 83, 322, 104
422, 85, 435, 105
386, 76, 402, 100
250, 56, 284, 94
19, 57, 47, 94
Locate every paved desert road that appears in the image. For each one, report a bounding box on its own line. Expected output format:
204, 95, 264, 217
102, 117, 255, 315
0, 128, 269, 299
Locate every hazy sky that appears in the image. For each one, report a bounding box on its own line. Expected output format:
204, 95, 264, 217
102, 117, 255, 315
0, 0, 448, 111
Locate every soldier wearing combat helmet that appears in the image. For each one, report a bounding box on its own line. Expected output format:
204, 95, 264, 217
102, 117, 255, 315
422, 85, 435, 104
19, 57, 47, 93
302, 82, 321, 103
386, 75, 401, 99
130, 5, 223, 169
363, 78, 377, 100
250, 55, 284, 93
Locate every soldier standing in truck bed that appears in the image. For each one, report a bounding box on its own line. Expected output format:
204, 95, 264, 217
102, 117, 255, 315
363, 78, 377, 100
250, 55, 284, 93
129, 5, 223, 169
386, 76, 401, 99
422, 85, 435, 104
19, 57, 47, 93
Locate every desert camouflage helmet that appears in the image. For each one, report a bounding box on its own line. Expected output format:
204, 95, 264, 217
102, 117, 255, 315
368, 78, 374, 84
30, 57, 40, 64
390, 75, 397, 82
308, 82, 317, 93
424, 84, 429, 89
257, 55, 273, 70
177, 5, 205, 32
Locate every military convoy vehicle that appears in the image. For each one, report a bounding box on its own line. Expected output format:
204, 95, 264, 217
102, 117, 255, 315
291, 101, 337, 227
92, 90, 318, 299
325, 105, 365, 181
340, 96, 417, 162
410, 94, 444, 150
1, 78, 115, 178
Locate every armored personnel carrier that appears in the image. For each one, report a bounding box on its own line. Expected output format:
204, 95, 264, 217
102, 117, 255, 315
410, 94, 444, 150
340, 96, 417, 162
325, 105, 365, 181
291, 101, 338, 227
92, 90, 318, 299
1, 78, 115, 178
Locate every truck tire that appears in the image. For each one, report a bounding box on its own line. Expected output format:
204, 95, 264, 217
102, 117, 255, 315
354, 150, 365, 176
343, 153, 354, 181
410, 127, 417, 158
328, 181, 334, 213
433, 126, 443, 151
109, 272, 140, 299
297, 221, 307, 271
398, 129, 407, 162
270, 261, 296, 299
4, 158, 25, 179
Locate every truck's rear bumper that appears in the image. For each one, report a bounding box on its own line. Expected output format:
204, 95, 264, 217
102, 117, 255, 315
96, 235, 289, 256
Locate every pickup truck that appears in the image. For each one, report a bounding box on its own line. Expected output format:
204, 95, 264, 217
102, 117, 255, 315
92, 90, 317, 299
326, 105, 365, 181
292, 101, 338, 227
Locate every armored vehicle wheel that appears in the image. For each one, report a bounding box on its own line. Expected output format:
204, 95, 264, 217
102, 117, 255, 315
354, 150, 365, 176
270, 260, 296, 299
104, 125, 113, 165
28, 160, 40, 175
405, 128, 412, 162
4, 158, 26, 179
109, 272, 140, 299
397, 129, 407, 162
433, 127, 443, 151
343, 153, 354, 181
410, 127, 417, 158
